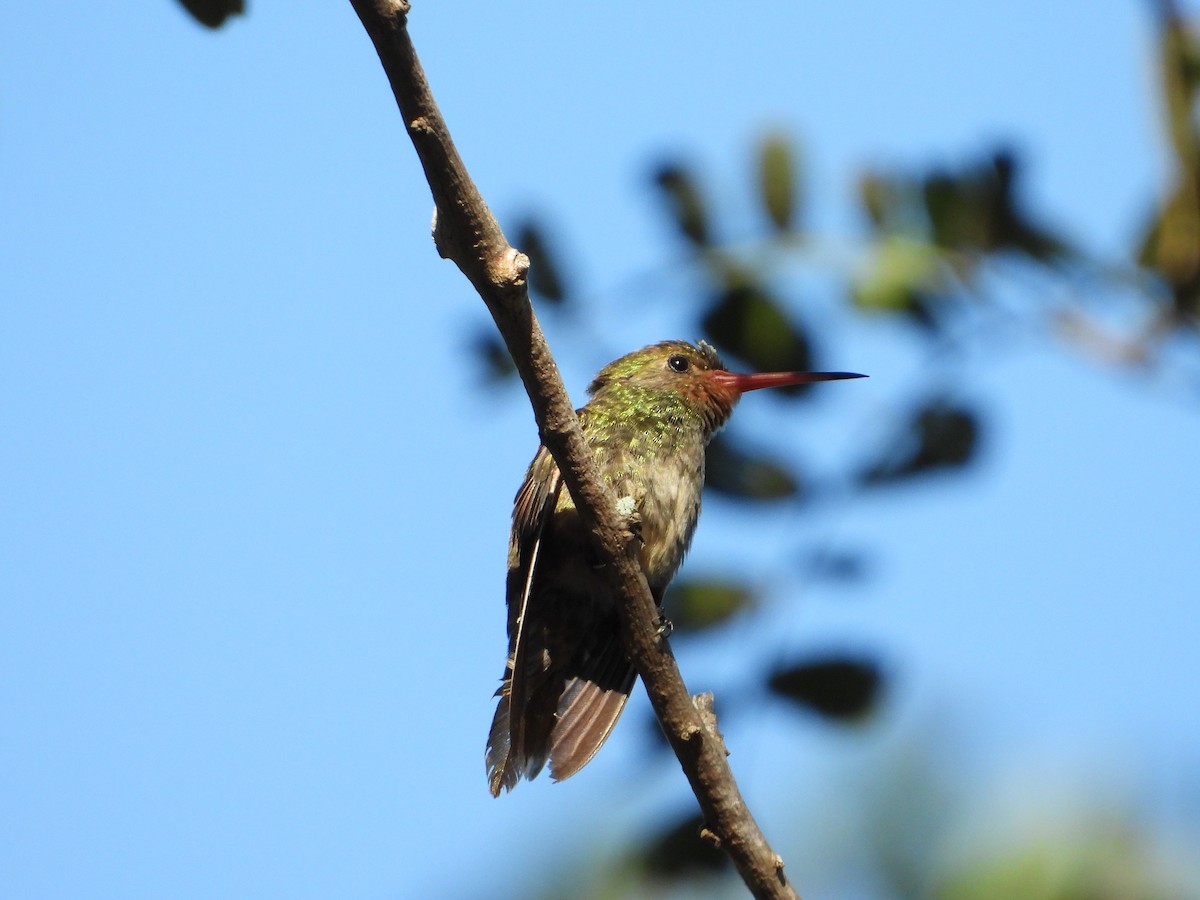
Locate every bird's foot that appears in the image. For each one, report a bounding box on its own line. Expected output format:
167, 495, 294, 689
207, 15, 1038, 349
615, 494, 643, 545
655, 613, 674, 641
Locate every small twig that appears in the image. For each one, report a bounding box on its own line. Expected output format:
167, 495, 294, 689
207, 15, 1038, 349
348, 2, 798, 896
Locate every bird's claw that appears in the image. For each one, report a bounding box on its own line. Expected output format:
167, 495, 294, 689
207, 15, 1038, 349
616, 494, 644, 545
655, 613, 673, 640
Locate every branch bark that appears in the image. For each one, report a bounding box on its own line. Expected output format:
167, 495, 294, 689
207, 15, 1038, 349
348, 2, 799, 896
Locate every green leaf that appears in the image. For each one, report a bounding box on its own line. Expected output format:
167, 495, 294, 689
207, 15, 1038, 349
922, 170, 973, 251
469, 330, 516, 384
768, 655, 884, 720
858, 171, 901, 232
652, 162, 711, 246
851, 236, 942, 316
663, 578, 756, 634
986, 150, 1072, 260
1155, 1, 1200, 194
514, 219, 569, 305
921, 151, 1069, 261
758, 133, 800, 233
632, 813, 728, 880
859, 401, 980, 486
705, 434, 801, 501
701, 284, 814, 383
934, 820, 1178, 900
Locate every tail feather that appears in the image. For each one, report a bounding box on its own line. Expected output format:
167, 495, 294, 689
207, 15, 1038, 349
486, 657, 562, 795
486, 621, 635, 793
548, 630, 636, 782
485, 683, 519, 797
547, 672, 635, 782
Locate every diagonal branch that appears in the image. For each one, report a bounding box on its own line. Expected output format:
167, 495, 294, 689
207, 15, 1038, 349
348, 2, 799, 896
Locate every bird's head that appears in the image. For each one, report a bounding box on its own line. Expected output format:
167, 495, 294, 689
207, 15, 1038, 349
586, 340, 865, 435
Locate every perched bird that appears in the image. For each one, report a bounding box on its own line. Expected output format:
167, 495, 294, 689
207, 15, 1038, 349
486, 340, 864, 795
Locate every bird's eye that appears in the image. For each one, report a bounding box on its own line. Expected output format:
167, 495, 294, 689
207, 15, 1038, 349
667, 355, 690, 373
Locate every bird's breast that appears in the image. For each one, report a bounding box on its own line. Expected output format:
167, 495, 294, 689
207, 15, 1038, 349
626, 451, 705, 592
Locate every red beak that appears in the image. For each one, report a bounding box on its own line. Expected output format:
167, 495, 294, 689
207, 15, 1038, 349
710, 370, 867, 394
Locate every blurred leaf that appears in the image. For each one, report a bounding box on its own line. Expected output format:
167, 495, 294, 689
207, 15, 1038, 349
1135, 203, 1163, 272
1139, 5, 1200, 320
639, 707, 674, 759
652, 162, 711, 246
858, 171, 903, 232
859, 401, 981, 486
860, 736, 959, 897
514, 219, 569, 305
934, 818, 1185, 900
177, 0, 244, 28
663, 578, 756, 634
1136, 189, 1200, 318
633, 813, 728, 880
768, 655, 884, 720
758, 133, 800, 233
851, 235, 943, 323
1156, 0, 1200, 185
800, 547, 872, 585
922, 169, 984, 253
470, 330, 516, 384
705, 433, 801, 501
702, 283, 814, 383
987, 150, 1072, 261
921, 151, 1068, 262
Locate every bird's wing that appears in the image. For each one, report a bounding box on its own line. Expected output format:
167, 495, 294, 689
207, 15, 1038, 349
493, 444, 563, 787
507, 443, 563, 642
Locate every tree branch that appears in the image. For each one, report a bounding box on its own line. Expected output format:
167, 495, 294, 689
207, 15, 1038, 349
348, 2, 799, 896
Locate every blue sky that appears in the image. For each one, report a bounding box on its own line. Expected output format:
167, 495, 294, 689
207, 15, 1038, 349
3, 2, 1198, 898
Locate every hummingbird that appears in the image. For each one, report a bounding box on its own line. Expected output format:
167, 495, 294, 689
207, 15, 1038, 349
486, 340, 864, 795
